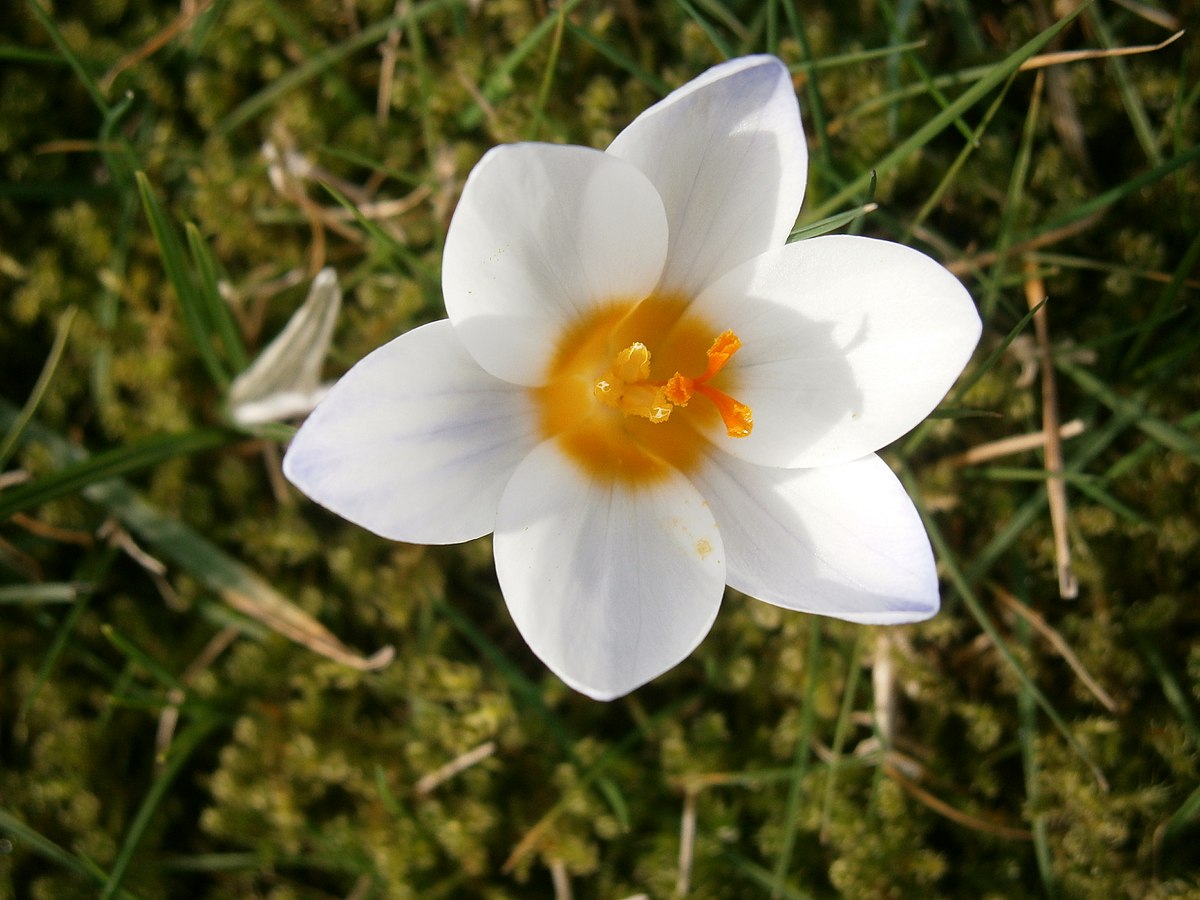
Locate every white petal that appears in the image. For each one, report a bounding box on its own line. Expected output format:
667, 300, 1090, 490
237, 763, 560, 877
690, 235, 981, 468
494, 441, 726, 700
229, 267, 341, 423
231, 384, 330, 426
607, 55, 807, 298
691, 452, 939, 624
442, 143, 669, 386
282, 320, 538, 544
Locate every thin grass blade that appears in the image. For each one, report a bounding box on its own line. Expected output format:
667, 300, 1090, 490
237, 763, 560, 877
0, 429, 234, 521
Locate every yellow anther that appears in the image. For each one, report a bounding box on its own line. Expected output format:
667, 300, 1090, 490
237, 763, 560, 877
592, 332, 752, 437
594, 343, 672, 423
612, 342, 651, 382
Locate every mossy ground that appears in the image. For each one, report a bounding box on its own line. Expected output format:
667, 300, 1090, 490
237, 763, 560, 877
2, 1, 1199, 897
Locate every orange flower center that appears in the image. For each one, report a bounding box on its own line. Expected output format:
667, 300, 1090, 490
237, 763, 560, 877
536, 296, 753, 482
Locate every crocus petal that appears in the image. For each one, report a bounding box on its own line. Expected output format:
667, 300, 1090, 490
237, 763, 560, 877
607, 55, 807, 298
443, 143, 669, 387
229, 267, 341, 424
283, 320, 538, 544
688, 234, 981, 468
494, 441, 726, 700
690, 451, 939, 624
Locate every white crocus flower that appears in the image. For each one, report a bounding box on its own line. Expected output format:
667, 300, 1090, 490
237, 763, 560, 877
283, 56, 981, 700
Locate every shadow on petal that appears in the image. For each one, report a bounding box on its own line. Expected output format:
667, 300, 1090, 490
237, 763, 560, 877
691, 451, 939, 626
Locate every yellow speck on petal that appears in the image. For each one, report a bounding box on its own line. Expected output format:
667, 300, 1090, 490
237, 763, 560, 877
696, 538, 713, 559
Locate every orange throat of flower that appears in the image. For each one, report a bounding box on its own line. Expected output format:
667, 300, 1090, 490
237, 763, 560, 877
536, 296, 753, 482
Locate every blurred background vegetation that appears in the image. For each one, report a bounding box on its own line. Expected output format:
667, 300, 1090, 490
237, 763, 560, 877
2, 0, 1198, 896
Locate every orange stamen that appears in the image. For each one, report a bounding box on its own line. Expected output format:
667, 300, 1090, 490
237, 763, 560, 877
695, 384, 754, 438
700, 330, 741, 380
591, 329, 753, 437
659, 331, 752, 437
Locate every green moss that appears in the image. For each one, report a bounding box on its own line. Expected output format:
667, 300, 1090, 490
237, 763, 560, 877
3, 0, 1199, 896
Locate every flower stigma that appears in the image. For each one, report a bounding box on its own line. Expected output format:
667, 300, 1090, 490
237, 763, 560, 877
537, 298, 753, 483
594, 333, 753, 437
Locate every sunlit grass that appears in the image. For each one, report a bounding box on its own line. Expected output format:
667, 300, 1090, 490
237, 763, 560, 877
2, 0, 1198, 896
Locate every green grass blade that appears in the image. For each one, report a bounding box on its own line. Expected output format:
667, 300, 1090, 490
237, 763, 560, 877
562, 21, 670, 94
725, 849, 818, 900
1084, 2, 1162, 165
25, 0, 110, 115
0, 429, 234, 521
456, 0, 587, 130
0, 808, 140, 899
1102, 410, 1200, 484
0, 306, 76, 472
981, 65, 1044, 316
1122, 228, 1200, 372
675, 0, 735, 60
214, 0, 464, 137
771, 618, 822, 895
317, 181, 440, 289
906, 74, 1016, 241
807, 3, 1089, 220
963, 411, 1133, 586
100, 623, 185, 693
100, 716, 221, 899
0, 583, 90, 605
1025, 143, 1200, 242
19, 548, 117, 720
903, 299, 1046, 458
1017, 614, 1056, 896
0, 401, 390, 672
136, 172, 230, 387
0, 43, 66, 64
1057, 360, 1200, 464
818, 630, 866, 842
258, 0, 366, 116
788, 199, 877, 242
404, 3, 441, 179
185, 223, 248, 372
898, 461, 1109, 790
1162, 783, 1200, 843
1136, 636, 1200, 749
527, 0, 568, 141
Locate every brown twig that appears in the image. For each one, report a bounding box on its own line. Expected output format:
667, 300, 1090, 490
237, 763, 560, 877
549, 859, 572, 900
944, 213, 1103, 278
156, 625, 240, 761
944, 419, 1086, 468
377, 2, 406, 127
883, 760, 1034, 841
1024, 260, 1078, 599
100, 0, 215, 94
1017, 29, 1184, 71
676, 786, 697, 896
994, 586, 1118, 712
413, 740, 497, 795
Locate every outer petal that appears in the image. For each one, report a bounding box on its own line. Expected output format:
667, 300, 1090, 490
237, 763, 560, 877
494, 441, 726, 700
689, 234, 981, 468
607, 55, 807, 298
691, 451, 939, 624
283, 320, 538, 544
442, 143, 669, 386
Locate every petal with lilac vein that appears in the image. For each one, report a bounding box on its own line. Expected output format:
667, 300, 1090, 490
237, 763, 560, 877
607, 54, 807, 298
689, 235, 981, 468
443, 143, 669, 387
690, 452, 939, 624
494, 440, 726, 700
283, 320, 538, 544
